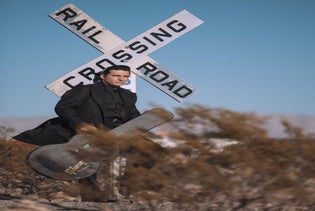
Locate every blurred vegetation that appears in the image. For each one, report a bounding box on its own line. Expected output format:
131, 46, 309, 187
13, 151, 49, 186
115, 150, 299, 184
1, 104, 315, 210
0, 126, 14, 140
125, 104, 315, 209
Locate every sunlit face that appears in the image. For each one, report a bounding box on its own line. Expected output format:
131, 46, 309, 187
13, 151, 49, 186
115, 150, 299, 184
100, 69, 130, 87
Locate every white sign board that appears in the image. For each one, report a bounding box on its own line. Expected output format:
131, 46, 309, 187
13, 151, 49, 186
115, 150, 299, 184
47, 4, 203, 102
48, 3, 136, 92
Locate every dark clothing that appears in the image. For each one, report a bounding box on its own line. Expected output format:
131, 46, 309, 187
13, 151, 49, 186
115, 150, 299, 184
14, 81, 140, 146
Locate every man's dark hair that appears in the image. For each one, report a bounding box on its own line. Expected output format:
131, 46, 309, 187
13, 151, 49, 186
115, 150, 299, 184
102, 65, 131, 75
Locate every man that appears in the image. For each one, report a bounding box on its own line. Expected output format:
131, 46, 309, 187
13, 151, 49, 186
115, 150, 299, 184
14, 65, 140, 145
13, 65, 144, 201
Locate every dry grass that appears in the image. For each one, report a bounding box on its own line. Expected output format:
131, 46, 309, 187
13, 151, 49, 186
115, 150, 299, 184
1, 104, 315, 210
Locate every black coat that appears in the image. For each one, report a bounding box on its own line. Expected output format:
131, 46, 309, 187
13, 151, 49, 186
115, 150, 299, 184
14, 81, 140, 146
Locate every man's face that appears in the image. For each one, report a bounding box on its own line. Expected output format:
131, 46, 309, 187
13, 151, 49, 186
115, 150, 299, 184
100, 69, 130, 87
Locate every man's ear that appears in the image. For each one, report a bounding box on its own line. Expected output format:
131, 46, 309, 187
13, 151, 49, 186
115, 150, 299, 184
100, 74, 106, 80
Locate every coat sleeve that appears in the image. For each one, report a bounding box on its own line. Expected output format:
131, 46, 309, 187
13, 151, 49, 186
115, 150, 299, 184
127, 92, 141, 120
55, 85, 90, 130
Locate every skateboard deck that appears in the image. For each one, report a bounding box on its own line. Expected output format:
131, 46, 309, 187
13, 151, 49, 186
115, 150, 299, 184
27, 108, 173, 180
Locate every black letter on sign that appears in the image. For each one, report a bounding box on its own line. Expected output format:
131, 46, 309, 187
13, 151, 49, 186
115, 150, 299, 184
63, 76, 83, 88
112, 50, 132, 63
96, 58, 116, 70
150, 71, 169, 82
82, 26, 96, 34
129, 41, 149, 54
136, 62, 157, 75
79, 67, 96, 81
55, 7, 77, 21
173, 86, 193, 98
161, 80, 178, 91
69, 19, 87, 31
150, 28, 172, 42
167, 20, 187, 33
88, 30, 102, 44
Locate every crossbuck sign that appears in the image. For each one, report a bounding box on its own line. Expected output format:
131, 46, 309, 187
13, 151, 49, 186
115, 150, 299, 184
46, 4, 204, 102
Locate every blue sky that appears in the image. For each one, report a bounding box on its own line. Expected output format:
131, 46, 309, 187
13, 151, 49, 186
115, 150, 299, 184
1, 0, 314, 118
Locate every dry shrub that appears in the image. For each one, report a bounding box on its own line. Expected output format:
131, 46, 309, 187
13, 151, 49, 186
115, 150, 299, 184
155, 105, 315, 207
1, 104, 315, 210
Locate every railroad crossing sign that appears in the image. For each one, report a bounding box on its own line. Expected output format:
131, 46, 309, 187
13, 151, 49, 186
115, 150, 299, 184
46, 4, 203, 102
